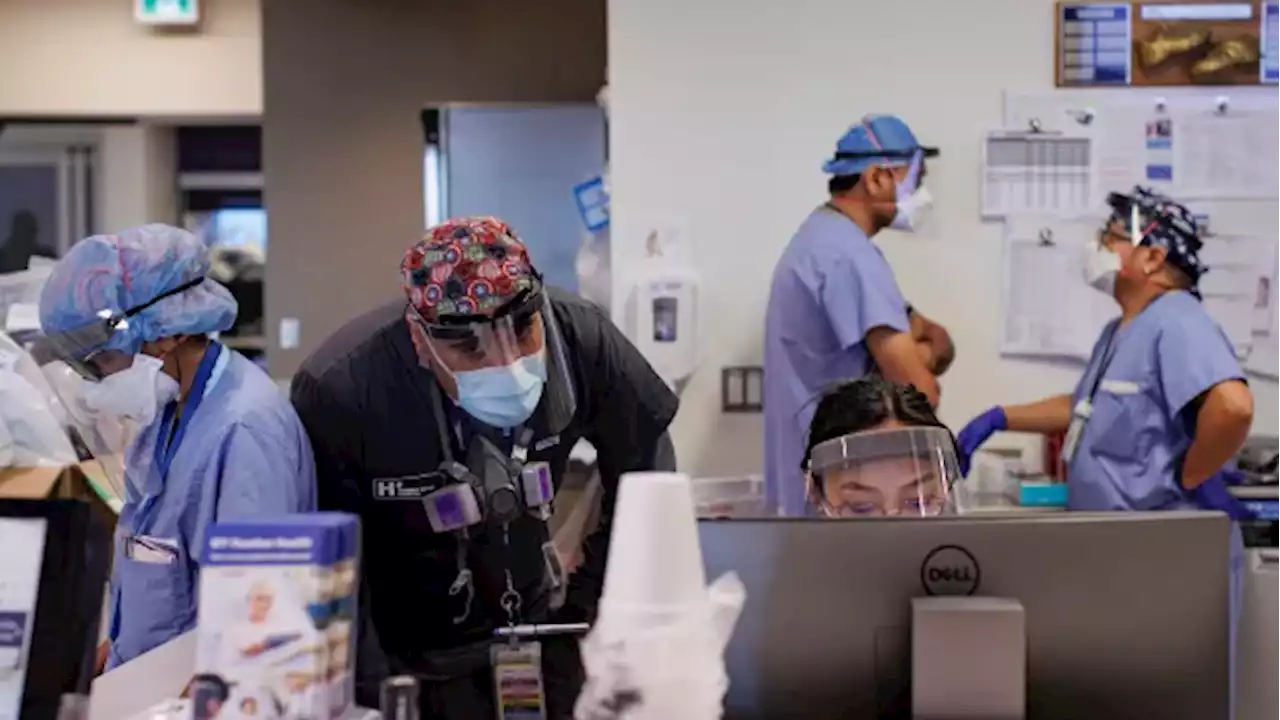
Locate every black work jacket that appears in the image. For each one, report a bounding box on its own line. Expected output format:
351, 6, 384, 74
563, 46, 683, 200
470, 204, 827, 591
290, 288, 678, 704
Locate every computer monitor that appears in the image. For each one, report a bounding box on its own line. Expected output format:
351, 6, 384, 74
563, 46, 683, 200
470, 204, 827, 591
699, 512, 1230, 720
0, 499, 110, 720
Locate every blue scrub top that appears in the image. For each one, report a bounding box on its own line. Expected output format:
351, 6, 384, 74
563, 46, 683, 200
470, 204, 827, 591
1066, 290, 1245, 512
763, 209, 910, 516
106, 345, 318, 668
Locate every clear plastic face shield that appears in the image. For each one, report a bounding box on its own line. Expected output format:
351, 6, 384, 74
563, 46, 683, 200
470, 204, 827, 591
1083, 199, 1164, 294
0, 330, 130, 508
29, 277, 203, 382
828, 146, 937, 231
415, 286, 548, 375
408, 284, 578, 431
806, 426, 962, 517
1099, 201, 1149, 249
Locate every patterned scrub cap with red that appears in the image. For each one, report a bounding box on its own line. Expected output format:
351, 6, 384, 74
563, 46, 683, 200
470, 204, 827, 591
401, 216, 539, 322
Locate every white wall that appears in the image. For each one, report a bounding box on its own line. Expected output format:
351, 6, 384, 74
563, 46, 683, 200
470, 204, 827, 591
608, 0, 1279, 477
0, 0, 261, 117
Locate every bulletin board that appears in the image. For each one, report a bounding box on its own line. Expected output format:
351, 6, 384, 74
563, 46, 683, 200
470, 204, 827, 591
999, 87, 1279, 378
1055, 0, 1278, 87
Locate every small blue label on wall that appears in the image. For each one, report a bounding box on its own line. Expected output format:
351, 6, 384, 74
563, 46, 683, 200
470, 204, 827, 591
136, 0, 199, 24
573, 177, 610, 232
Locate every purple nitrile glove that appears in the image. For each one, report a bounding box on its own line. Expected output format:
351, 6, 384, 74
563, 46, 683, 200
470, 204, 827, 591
955, 407, 1008, 477
1188, 468, 1254, 521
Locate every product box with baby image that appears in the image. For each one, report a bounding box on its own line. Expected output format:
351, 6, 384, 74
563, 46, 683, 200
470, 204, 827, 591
194, 514, 359, 720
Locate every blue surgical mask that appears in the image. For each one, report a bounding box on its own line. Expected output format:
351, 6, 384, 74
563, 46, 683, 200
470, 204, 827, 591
454, 350, 547, 428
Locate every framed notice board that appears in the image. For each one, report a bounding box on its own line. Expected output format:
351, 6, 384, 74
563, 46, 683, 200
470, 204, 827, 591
1057, 0, 1279, 86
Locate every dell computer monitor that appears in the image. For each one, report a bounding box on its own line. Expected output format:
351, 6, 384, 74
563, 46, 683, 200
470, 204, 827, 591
699, 512, 1230, 720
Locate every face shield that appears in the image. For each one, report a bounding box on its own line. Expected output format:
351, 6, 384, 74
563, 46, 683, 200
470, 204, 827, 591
807, 426, 962, 517
30, 277, 203, 381
416, 286, 547, 374
411, 286, 578, 432
0, 330, 129, 509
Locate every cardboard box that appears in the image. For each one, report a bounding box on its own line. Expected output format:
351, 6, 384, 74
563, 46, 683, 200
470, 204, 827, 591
0, 462, 121, 535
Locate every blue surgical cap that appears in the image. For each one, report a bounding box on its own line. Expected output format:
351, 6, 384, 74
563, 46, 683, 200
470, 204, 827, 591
822, 114, 939, 176
38, 224, 238, 354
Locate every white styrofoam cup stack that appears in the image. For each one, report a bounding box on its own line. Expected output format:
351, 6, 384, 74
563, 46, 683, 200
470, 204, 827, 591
576, 472, 745, 720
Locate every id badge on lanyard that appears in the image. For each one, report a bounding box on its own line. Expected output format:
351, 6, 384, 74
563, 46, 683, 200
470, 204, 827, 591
1061, 400, 1092, 465
492, 640, 547, 720
1062, 327, 1120, 466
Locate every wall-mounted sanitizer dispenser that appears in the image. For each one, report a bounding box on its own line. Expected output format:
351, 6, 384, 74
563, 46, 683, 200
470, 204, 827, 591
625, 259, 699, 390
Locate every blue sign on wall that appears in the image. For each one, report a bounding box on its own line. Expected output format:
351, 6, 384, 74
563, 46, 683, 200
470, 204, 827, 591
1263, 2, 1279, 83
574, 176, 610, 232
1060, 4, 1132, 85
136, 0, 199, 25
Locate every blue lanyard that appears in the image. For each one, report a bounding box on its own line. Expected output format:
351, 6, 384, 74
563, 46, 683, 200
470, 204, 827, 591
153, 342, 222, 480
1081, 324, 1122, 405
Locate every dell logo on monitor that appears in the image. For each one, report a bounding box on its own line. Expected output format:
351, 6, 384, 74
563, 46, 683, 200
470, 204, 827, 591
921, 544, 981, 596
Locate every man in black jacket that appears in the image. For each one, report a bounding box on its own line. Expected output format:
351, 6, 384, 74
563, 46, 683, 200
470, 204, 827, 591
290, 216, 677, 718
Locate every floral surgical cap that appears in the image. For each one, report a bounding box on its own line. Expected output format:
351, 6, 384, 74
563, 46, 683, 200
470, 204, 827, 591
400, 216, 539, 322
38, 224, 238, 354
1107, 186, 1208, 289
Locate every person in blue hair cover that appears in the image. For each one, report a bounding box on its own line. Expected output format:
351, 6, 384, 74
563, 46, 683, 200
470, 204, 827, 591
36, 224, 316, 670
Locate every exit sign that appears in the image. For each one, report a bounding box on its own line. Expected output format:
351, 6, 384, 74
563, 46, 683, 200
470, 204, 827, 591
135, 0, 199, 26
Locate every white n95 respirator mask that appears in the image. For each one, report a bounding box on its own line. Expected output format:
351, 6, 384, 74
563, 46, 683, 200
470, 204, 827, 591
891, 185, 934, 232
81, 354, 180, 426
1081, 240, 1121, 297
890, 156, 934, 233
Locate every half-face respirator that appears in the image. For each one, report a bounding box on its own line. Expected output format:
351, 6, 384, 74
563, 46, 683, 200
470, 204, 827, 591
421, 434, 556, 534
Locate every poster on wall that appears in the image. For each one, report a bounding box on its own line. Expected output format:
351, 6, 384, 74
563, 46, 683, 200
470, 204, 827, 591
1057, 0, 1275, 87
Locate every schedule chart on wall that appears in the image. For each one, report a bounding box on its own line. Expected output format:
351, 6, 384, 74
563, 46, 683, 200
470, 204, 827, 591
981, 134, 1094, 218
1059, 4, 1133, 85
1263, 1, 1279, 83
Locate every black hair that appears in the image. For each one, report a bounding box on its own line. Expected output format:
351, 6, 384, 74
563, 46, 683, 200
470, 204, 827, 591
827, 174, 861, 195
191, 673, 231, 702
802, 375, 954, 470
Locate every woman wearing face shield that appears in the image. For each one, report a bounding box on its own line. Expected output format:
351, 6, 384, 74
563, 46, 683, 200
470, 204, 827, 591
33, 225, 318, 671
954, 187, 1253, 715
802, 376, 962, 518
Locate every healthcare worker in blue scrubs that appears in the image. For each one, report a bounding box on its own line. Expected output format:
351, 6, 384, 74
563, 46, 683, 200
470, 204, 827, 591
955, 187, 1253, 715
763, 114, 947, 517
34, 224, 317, 670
